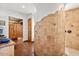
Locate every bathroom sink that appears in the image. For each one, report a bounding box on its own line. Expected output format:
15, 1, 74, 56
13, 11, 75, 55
0, 38, 10, 43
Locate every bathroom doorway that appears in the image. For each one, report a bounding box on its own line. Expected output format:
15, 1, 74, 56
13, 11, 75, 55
9, 16, 23, 42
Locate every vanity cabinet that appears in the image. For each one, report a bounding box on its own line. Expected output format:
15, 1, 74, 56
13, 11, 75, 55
0, 41, 15, 56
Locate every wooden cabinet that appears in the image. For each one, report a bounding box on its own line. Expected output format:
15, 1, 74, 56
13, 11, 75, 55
0, 41, 15, 56
0, 45, 14, 56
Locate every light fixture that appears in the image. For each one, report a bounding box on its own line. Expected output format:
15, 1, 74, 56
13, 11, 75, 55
22, 5, 25, 8
34, 7, 36, 13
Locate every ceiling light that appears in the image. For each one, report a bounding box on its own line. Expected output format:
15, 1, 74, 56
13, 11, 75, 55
34, 7, 36, 13
22, 5, 25, 8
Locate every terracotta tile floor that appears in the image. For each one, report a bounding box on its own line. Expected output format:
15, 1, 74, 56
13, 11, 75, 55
14, 40, 34, 56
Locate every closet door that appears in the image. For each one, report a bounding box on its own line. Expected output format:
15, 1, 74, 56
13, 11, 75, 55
65, 8, 79, 50
28, 18, 32, 42
9, 24, 14, 39
9, 22, 23, 40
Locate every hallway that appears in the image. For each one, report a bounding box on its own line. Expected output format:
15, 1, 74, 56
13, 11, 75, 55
14, 41, 33, 56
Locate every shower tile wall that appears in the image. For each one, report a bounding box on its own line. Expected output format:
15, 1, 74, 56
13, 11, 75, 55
65, 8, 79, 50
34, 10, 65, 56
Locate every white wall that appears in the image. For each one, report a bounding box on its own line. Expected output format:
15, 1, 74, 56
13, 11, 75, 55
0, 9, 32, 41
23, 13, 32, 41
65, 3, 79, 10
33, 3, 63, 23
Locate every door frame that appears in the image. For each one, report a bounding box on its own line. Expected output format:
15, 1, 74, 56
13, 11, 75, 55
8, 16, 23, 41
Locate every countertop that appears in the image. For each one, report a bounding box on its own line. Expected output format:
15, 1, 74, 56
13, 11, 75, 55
0, 40, 15, 48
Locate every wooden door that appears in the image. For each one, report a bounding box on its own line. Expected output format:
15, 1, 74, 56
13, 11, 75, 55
28, 18, 32, 42
65, 8, 79, 50
9, 20, 23, 41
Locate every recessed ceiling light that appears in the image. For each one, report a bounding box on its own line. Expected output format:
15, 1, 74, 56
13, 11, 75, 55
22, 5, 25, 8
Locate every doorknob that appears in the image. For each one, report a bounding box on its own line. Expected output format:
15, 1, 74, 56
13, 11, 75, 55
67, 30, 72, 33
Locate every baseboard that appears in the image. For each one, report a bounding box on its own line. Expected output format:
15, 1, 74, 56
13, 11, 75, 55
24, 40, 29, 42
24, 40, 34, 43
34, 52, 37, 56
32, 41, 34, 43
